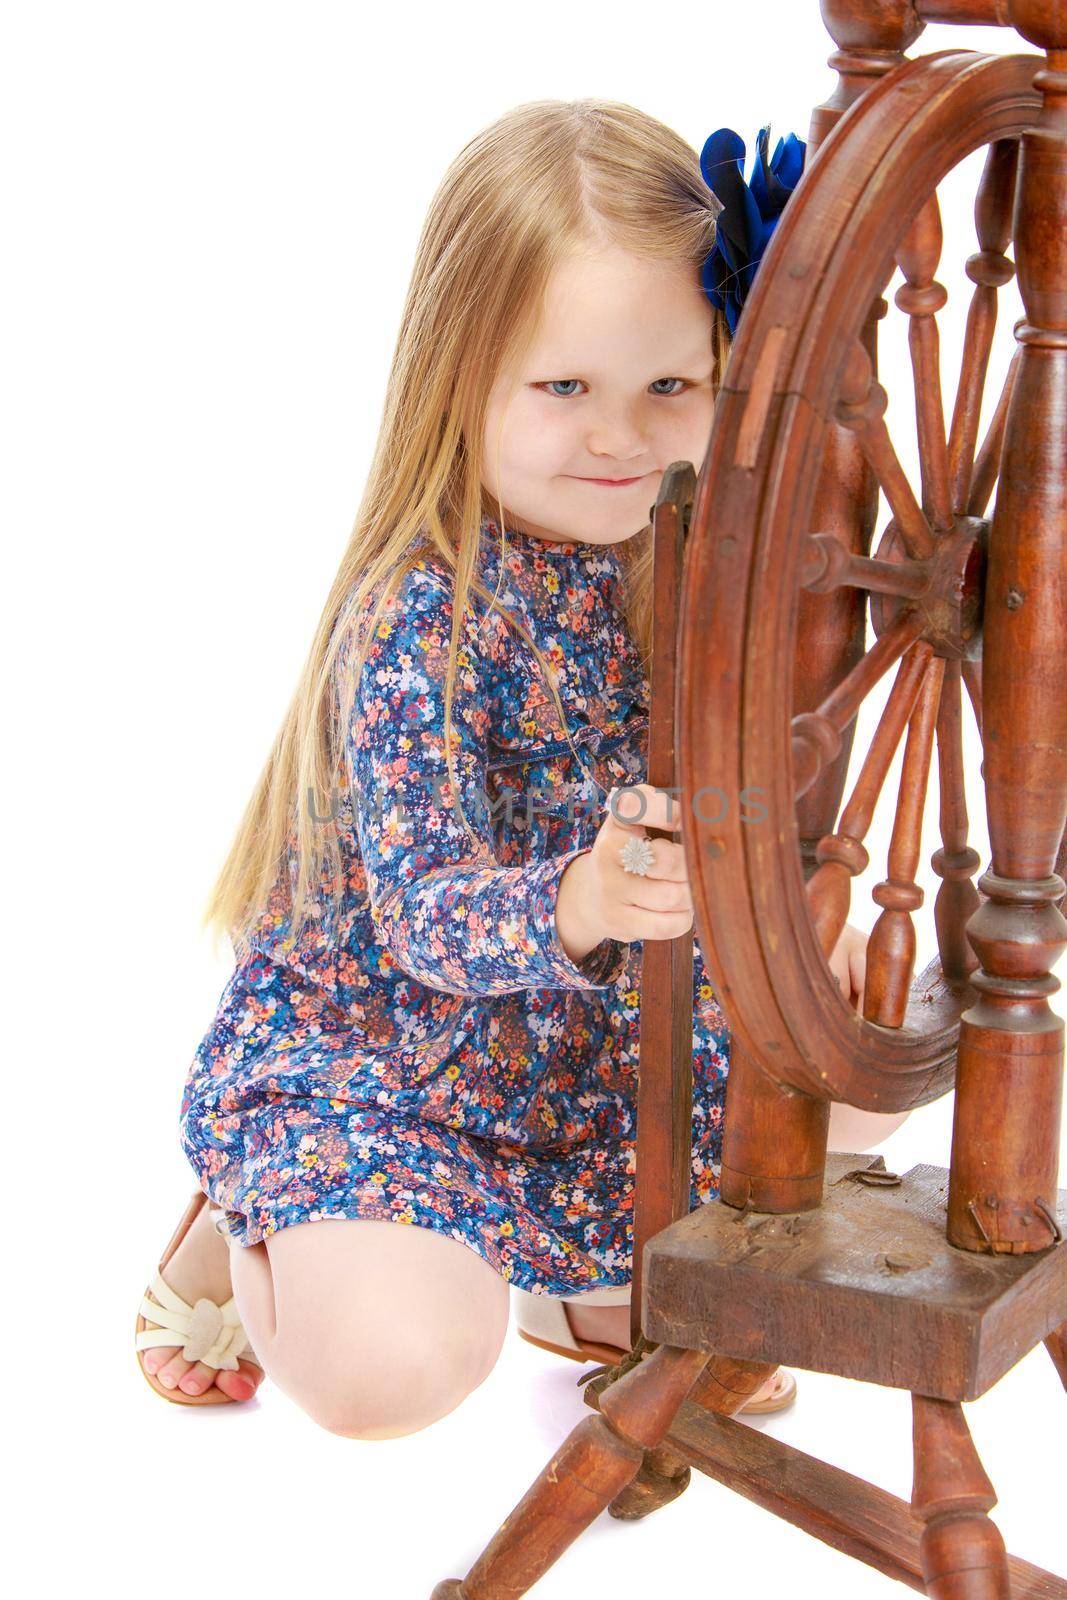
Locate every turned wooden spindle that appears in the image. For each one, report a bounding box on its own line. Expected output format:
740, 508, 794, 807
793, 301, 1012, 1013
806, 642, 932, 959
896, 196, 953, 532
430, 1343, 710, 1599
912, 1394, 1011, 1599
947, 17, 1067, 1254
949, 137, 1020, 512
813, 2, 925, 154
931, 660, 983, 984
606, 1351, 778, 1520
718, 1041, 829, 1214
865, 658, 947, 1028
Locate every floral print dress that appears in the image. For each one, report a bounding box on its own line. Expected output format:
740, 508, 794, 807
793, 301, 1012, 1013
179, 511, 731, 1295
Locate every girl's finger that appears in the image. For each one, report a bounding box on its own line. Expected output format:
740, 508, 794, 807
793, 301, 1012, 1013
605, 822, 690, 883
604, 785, 682, 832
616, 872, 694, 916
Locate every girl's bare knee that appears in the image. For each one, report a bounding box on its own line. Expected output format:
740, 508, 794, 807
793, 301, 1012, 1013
260, 1215, 510, 1440
284, 1331, 498, 1440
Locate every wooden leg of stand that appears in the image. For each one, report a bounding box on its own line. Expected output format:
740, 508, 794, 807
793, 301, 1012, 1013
603, 1352, 779, 1521
605, 1437, 693, 1521
431, 1343, 709, 1600
1047, 1322, 1067, 1391
912, 1394, 1011, 1599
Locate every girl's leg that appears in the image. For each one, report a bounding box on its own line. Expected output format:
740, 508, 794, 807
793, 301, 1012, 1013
828, 1102, 911, 1151
567, 1294, 787, 1407
228, 1215, 510, 1440
566, 1299, 631, 1350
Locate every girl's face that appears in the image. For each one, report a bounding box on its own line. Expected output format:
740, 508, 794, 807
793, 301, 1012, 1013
480, 240, 717, 548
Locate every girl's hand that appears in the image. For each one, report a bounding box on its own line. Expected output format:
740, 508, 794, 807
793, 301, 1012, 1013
593, 782, 695, 941
829, 920, 868, 1009
556, 783, 694, 961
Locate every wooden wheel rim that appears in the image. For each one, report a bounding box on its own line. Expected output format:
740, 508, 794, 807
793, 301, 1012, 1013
680, 50, 1043, 1111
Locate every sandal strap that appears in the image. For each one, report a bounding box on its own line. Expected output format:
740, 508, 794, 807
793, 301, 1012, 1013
207, 1204, 234, 1242
138, 1270, 256, 1371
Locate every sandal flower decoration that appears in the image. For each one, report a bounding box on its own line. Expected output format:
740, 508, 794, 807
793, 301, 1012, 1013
138, 1272, 252, 1370
700, 124, 807, 336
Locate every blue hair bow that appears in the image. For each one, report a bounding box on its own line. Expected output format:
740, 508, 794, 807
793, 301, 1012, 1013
700, 125, 807, 336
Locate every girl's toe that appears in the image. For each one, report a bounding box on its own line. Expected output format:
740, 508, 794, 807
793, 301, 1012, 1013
142, 1341, 179, 1378
215, 1359, 263, 1401
156, 1352, 193, 1389
178, 1360, 216, 1395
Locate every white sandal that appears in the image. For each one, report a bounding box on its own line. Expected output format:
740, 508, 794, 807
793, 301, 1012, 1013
512, 1281, 637, 1365
134, 1189, 262, 1407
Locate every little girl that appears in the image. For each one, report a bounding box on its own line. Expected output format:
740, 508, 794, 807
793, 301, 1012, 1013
136, 97, 875, 1433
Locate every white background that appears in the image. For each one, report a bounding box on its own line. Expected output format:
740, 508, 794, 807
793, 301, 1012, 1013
5, 2, 1065, 1595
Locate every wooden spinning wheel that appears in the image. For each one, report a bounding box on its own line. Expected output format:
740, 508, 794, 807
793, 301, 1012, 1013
680, 43, 1066, 1251
434, 6, 1067, 1597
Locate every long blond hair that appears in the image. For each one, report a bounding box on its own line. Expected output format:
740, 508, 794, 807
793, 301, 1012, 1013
202, 97, 731, 957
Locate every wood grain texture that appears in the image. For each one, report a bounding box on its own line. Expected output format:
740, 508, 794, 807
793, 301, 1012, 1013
945, 19, 1067, 1254
912, 1394, 1011, 1598
430, 1343, 709, 1599
630, 467, 697, 1353
642, 1155, 1067, 1399
1046, 1321, 1067, 1389
718, 1040, 829, 1213
655, 1394, 1066, 1597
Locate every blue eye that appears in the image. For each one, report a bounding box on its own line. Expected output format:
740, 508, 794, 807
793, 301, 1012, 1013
534, 378, 689, 398
537, 380, 585, 398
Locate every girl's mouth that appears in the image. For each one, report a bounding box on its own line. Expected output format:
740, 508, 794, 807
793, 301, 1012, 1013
570, 474, 648, 488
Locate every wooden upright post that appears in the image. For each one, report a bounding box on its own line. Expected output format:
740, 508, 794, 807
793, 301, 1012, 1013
947, 9, 1067, 1254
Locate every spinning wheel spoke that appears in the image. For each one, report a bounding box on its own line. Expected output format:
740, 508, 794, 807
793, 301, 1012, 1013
896, 195, 953, 533
968, 346, 1021, 519
962, 656, 983, 738
947, 138, 1021, 515
835, 340, 936, 560
931, 660, 983, 985
800, 533, 932, 598
807, 642, 934, 959
791, 607, 926, 799
864, 656, 947, 1027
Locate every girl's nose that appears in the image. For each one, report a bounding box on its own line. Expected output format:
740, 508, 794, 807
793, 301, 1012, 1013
584, 407, 646, 461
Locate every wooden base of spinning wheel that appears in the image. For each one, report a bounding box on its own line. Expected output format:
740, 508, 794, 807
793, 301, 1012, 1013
642, 1151, 1067, 1402
583, 1379, 1066, 1599
431, 1157, 1066, 1600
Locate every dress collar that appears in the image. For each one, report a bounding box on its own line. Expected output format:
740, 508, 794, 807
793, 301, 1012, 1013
478, 511, 628, 566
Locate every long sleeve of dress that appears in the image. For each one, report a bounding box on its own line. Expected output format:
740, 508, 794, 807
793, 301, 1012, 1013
340, 560, 630, 998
